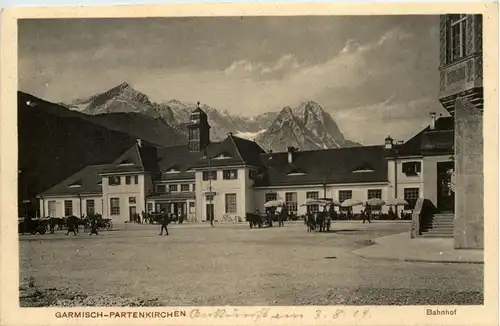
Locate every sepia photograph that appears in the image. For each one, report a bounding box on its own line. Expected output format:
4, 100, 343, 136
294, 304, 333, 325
1, 3, 498, 325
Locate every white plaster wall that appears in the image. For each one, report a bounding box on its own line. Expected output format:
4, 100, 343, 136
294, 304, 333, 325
41, 195, 103, 217
254, 183, 390, 215
102, 174, 145, 223
195, 168, 247, 222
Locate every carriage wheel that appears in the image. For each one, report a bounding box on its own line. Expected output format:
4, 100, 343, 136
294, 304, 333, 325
106, 221, 113, 231
39, 227, 46, 235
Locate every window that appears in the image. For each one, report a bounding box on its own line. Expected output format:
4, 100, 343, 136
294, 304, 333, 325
125, 176, 131, 185
147, 203, 153, 213
223, 169, 238, 180
339, 190, 352, 212
202, 171, 217, 181
181, 184, 190, 192
285, 192, 298, 213
129, 197, 136, 204
189, 202, 196, 213
189, 129, 200, 141
367, 189, 383, 210
404, 188, 420, 210
118, 160, 134, 166
448, 14, 467, 62
265, 192, 277, 202
64, 200, 73, 216
402, 161, 421, 176
206, 194, 214, 201
214, 153, 231, 159
110, 198, 120, 215
225, 193, 237, 213
192, 184, 196, 191
157, 185, 166, 193
48, 200, 56, 217
134, 175, 139, 184
109, 176, 121, 186
306, 191, 320, 212
86, 199, 95, 215
169, 184, 178, 192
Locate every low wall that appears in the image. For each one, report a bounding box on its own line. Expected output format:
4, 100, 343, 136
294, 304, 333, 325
411, 198, 437, 238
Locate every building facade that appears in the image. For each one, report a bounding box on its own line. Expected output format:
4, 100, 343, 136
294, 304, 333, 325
38, 105, 454, 225
438, 14, 483, 249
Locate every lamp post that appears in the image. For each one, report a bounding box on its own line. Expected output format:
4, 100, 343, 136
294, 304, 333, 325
385, 135, 400, 219
208, 153, 214, 227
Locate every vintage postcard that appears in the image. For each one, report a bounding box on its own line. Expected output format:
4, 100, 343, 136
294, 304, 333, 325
0, 2, 498, 326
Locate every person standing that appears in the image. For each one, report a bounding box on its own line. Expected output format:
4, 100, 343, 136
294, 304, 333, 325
89, 217, 99, 235
65, 216, 77, 236
159, 212, 170, 236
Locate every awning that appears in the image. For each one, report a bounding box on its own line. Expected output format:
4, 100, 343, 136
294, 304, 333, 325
147, 192, 195, 202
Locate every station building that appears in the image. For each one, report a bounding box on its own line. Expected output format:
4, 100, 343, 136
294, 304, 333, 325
38, 105, 454, 228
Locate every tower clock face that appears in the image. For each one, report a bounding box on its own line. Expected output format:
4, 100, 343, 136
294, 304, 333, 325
192, 117, 200, 124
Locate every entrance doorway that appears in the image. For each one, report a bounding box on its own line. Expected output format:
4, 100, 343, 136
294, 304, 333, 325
437, 161, 455, 212
206, 203, 214, 222
129, 206, 137, 222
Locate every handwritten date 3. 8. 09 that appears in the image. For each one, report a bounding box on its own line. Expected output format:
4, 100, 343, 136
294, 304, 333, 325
315, 309, 370, 319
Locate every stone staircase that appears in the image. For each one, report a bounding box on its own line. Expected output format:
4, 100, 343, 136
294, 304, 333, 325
420, 213, 454, 238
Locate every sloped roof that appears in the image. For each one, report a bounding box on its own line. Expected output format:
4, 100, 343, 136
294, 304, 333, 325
253, 145, 388, 187
100, 143, 145, 174
100, 142, 160, 174
40, 164, 109, 196
189, 134, 266, 169
157, 145, 204, 181
394, 117, 454, 157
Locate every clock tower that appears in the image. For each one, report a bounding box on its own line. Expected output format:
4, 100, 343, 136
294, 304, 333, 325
187, 102, 211, 152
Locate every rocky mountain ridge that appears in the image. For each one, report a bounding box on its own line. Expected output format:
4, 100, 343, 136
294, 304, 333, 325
62, 82, 361, 151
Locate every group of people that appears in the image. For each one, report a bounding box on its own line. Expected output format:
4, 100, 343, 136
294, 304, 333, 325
63, 215, 101, 236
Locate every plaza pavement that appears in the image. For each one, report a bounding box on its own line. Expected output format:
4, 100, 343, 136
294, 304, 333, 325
352, 231, 484, 264
19, 220, 483, 306
119, 220, 484, 264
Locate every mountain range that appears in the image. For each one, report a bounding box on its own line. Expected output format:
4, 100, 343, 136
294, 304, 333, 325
62, 82, 361, 151
18, 83, 362, 208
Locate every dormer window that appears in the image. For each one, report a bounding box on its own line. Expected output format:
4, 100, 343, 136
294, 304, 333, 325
118, 160, 134, 166
68, 183, 82, 188
352, 165, 375, 173
185, 168, 195, 173
165, 167, 180, 174
213, 152, 232, 160
402, 161, 421, 176
286, 168, 306, 176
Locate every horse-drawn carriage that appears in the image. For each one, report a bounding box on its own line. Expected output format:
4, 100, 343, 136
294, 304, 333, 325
246, 200, 288, 229
303, 198, 339, 232
246, 212, 273, 228
18, 217, 50, 235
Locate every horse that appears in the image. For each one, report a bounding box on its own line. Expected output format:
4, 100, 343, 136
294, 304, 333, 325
305, 213, 316, 232
246, 213, 263, 228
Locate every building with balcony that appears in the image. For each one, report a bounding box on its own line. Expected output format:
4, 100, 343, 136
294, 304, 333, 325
438, 14, 483, 249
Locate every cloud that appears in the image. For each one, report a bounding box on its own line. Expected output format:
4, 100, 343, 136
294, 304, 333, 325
19, 24, 440, 145
332, 96, 450, 145
224, 54, 301, 80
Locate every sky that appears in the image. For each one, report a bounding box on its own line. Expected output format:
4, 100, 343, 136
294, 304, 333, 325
18, 16, 449, 145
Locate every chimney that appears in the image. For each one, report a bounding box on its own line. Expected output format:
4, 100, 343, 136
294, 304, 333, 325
137, 138, 142, 148
430, 112, 436, 130
287, 146, 296, 164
